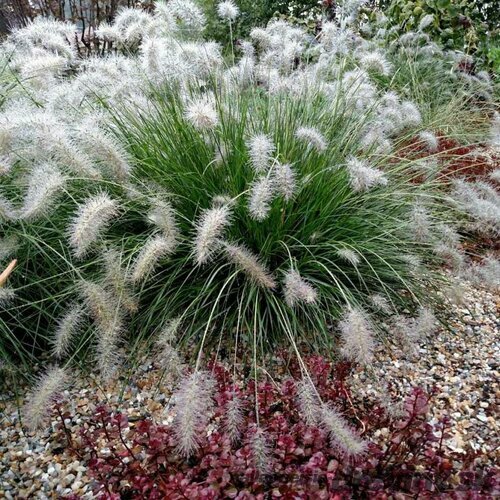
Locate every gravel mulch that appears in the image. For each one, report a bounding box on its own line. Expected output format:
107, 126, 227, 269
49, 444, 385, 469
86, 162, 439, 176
0, 278, 498, 498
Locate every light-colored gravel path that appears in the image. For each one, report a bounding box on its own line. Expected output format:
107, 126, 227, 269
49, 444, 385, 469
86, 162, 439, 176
0, 277, 498, 498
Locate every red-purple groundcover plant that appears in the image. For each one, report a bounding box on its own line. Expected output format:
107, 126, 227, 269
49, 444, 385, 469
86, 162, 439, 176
59, 356, 498, 499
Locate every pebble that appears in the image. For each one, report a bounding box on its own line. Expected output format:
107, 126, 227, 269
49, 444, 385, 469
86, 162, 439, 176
0, 275, 498, 496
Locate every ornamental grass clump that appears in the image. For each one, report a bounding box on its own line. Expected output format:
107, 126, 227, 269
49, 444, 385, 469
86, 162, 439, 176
0, 0, 492, 391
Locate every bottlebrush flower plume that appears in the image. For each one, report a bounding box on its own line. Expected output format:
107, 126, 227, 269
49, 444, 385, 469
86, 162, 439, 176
250, 426, 272, 476
339, 306, 375, 365
20, 163, 66, 220
370, 294, 391, 314
247, 133, 275, 173
51, 304, 85, 359
223, 242, 276, 289
223, 390, 244, 443
296, 379, 321, 426
130, 234, 177, 284
320, 404, 366, 457
172, 371, 215, 457
295, 126, 328, 152
346, 157, 387, 192
273, 162, 296, 201
248, 176, 274, 220
185, 96, 218, 130
0, 235, 18, 261
418, 14, 434, 31
68, 193, 120, 259
147, 198, 179, 241
283, 269, 317, 307
0, 287, 15, 306
193, 204, 231, 265
418, 131, 439, 152
359, 51, 392, 76
155, 317, 183, 376
102, 248, 138, 314
336, 248, 361, 266
24, 366, 68, 431
217, 0, 239, 21
79, 280, 124, 381
0, 196, 17, 221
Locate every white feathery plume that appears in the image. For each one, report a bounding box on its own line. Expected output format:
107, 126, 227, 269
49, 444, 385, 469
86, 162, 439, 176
79, 280, 124, 381
223, 390, 244, 443
217, 1, 239, 21
193, 205, 231, 265
400, 101, 422, 127
185, 95, 218, 130
369, 294, 392, 314
223, 242, 276, 289
102, 248, 138, 314
24, 366, 68, 431
155, 317, 183, 376
320, 404, 366, 457
172, 371, 215, 457
410, 203, 431, 242
418, 131, 439, 152
359, 51, 392, 76
489, 112, 500, 149
296, 379, 321, 426
147, 198, 179, 241
412, 307, 436, 339
68, 193, 120, 259
75, 125, 131, 182
418, 14, 434, 31
247, 133, 275, 173
20, 163, 66, 220
346, 157, 387, 192
283, 269, 317, 307
0, 236, 18, 261
0, 287, 16, 306
339, 306, 375, 365
273, 163, 296, 201
169, 0, 206, 35
51, 304, 85, 359
489, 169, 500, 183
130, 234, 177, 284
336, 248, 361, 266
248, 176, 275, 221
0, 195, 17, 221
295, 126, 328, 152
250, 426, 272, 476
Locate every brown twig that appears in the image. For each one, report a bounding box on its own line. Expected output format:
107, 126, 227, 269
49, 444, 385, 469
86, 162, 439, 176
0, 259, 16, 287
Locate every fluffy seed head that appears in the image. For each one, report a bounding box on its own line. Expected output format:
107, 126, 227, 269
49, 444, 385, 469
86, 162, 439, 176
418, 131, 439, 152
320, 404, 366, 457
155, 317, 183, 376
69, 193, 120, 259
283, 269, 317, 307
185, 96, 218, 130
223, 390, 244, 443
248, 176, 275, 221
51, 304, 85, 359
217, 0, 239, 21
295, 126, 328, 152
249, 427, 272, 476
418, 14, 434, 31
24, 366, 68, 431
346, 157, 387, 192
0, 287, 16, 306
223, 242, 276, 289
193, 204, 231, 265
172, 371, 215, 457
359, 51, 392, 76
336, 248, 361, 266
130, 234, 177, 284
369, 294, 391, 314
296, 379, 320, 426
247, 133, 275, 173
273, 163, 296, 201
20, 163, 66, 220
339, 306, 375, 365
